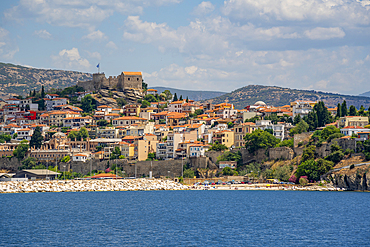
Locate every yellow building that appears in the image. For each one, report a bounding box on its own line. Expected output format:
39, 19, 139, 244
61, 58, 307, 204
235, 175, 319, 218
233, 122, 258, 148
338, 116, 369, 128
212, 130, 235, 148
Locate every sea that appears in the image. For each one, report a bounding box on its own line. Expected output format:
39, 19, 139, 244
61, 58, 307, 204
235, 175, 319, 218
1, 190, 369, 246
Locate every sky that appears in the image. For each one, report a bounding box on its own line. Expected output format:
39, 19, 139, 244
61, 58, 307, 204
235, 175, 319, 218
1, 0, 370, 95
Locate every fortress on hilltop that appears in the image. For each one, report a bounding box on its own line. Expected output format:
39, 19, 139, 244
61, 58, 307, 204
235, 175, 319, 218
77, 72, 143, 92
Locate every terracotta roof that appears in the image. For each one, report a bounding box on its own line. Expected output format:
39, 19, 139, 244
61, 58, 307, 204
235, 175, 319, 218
123, 72, 142, 76
90, 173, 122, 179
341, 126, 365, 129
74, 153, 88, 157
147, 89, 157, 92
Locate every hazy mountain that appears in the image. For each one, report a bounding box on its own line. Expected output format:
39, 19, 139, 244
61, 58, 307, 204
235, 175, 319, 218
359, 91, 370, 97
149, 86, 227, 101
203, 85, 370, 109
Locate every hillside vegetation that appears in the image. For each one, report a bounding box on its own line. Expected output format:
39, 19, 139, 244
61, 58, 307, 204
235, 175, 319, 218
0, 62, 91, 99
203, 85, 370, 109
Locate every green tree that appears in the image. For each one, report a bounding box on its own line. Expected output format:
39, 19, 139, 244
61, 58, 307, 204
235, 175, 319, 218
222, 167, 234, 176
173, 93, 178, 101
61, 155, 70, 163
336, 103, 341, 118
209, 143, 228, 151
117, 98, 126, 107
183, 169, 195, 178
110, 147, 121, 160
142, 80, 148, 90
321, 125, 340, 140
147, 152, 155, 161
179, 95, 183, 100
141, 100, 150, 108
144, 94, 158, 102
41, 85, 45, 99
13, 140, 29, 160
81, 95, 95, 113
349, 105, 357, 116
0, 134, 11, 143
97, 119, 109, 127
276, 139, 294, 148
327, 133, 344, 143
244, 129, 280, 153
358, 105, 366, 116
186, 96, 189, 103
290, 120, 309, 135
30, 126, 43, 149
217, 151, 242, 167
341, 100, 348, 116
293, 114, 301, 125
68, 131, 79, 141
79, 127, 89, 140
274, 165, 292, 181
301, 145, 316, 162
19, 157, 37, 170
163, 90, 172, 101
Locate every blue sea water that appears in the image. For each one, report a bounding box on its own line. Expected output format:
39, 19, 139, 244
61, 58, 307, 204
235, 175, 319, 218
1, 190, 369, 246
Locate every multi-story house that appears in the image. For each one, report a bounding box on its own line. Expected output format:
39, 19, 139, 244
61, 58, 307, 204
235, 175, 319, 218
15, 127, 34, 141
212, 130, 234, 148
96, 127, 120, 139
112, 116, 147, 127
46, 98, 68, 111
168, 100, 185, 113
338, 116, 369, 128
189, 144, 210, 158
234, 122, 257, 147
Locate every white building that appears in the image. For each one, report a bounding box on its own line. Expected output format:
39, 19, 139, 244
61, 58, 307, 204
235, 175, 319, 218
16, 128, 34, 141
46, 98, 68, 111
189, 144, 209, 157
340, 126, 369, 136
255, 120, 285, 141
72, 153, 88, 162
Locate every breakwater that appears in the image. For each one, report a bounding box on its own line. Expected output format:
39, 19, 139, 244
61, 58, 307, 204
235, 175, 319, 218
0, 179, 189, 193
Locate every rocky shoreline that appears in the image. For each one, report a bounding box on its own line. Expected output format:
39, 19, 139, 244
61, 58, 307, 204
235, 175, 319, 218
0, 179, 189, 193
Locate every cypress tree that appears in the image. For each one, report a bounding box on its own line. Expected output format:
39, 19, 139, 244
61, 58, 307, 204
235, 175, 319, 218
173, 93, 178, 101
341, 100, 347, 117
179, 95, 183, 101
41, 85, 45, 99
186, 96, 189, 103
30, 126, 43, 149
349, 105, 357, 116
336, 103, 341, 118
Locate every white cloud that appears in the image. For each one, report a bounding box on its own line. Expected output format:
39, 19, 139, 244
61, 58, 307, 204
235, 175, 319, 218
192, 2, 215, 16
51, 47, 91, 71
105, 41, 118, 50
304, 27, 345, 40
0, 27, 18, 60
222, 0, 370, 26
4, 0, 182, 30
86, 51, 101, 60
82, 30, 107, 41
33, 29, 52, 39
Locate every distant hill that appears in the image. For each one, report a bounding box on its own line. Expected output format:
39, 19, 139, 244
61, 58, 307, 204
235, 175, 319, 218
149, 86, 226, 101
359, 91, 370, 97
203, 85, 370, 109
0, 62, 92, 99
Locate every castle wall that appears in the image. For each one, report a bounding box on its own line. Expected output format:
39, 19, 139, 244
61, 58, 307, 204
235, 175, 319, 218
78, 72, 142, 92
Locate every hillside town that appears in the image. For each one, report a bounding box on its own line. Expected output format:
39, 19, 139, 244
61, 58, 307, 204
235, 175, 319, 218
0, 72, 370, 189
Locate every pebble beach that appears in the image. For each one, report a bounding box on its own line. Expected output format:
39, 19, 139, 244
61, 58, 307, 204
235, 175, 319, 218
0, 179, 189, 193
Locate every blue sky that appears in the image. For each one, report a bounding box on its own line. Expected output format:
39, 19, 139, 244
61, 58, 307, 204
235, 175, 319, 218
1, 0, 370, 95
